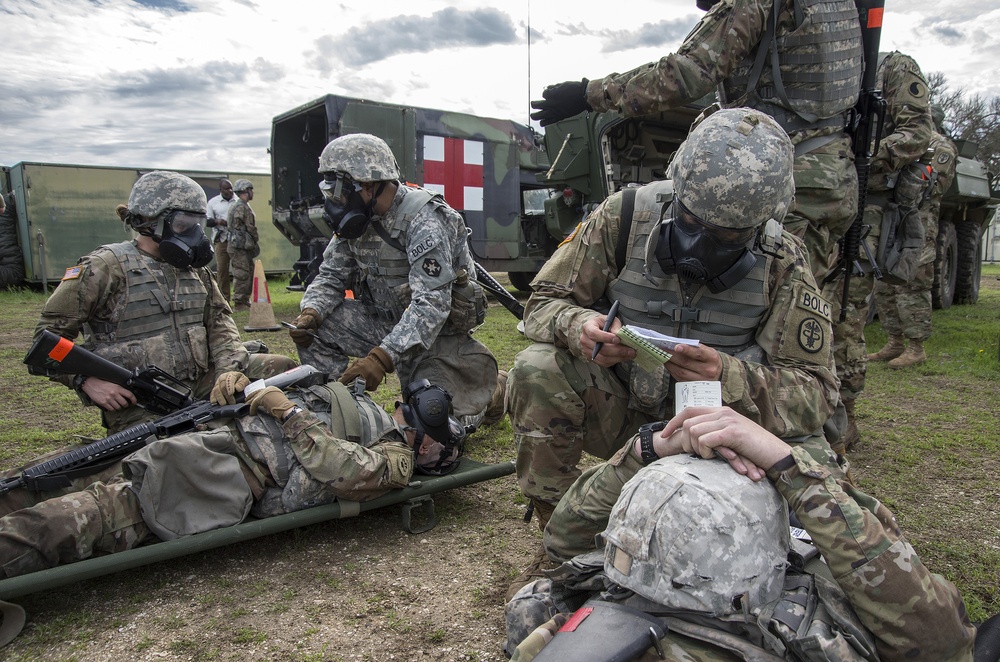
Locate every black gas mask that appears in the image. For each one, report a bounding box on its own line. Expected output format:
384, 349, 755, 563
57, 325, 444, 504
696, 0, 721, 9
153, 209, 213, 269
398, 379, 467, 475
320, 173, 384, 239
654, 201, 758, 293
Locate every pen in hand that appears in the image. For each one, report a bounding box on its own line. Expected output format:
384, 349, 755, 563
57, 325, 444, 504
591, 299, 620, 360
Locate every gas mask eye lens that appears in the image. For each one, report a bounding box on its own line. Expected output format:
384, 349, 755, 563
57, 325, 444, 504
165, 210, 206, 234
675, 202, 756, 248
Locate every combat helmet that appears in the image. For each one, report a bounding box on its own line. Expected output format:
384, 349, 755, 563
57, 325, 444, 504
602, 454, 789, 616
232, 178, 254, 193
318, 133, 400, 182
669, 108, 794, 230
126, 171, 207, 230
931, 104, 946, 132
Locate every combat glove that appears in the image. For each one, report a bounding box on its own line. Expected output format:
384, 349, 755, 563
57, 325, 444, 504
211, 371, 251, 405
529, 79, 590, 126
245, 385, 297, 419
289, 307, 322, 348
339, 347, 394, 391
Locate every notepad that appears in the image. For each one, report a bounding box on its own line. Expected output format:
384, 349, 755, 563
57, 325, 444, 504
616, 326, 675, 371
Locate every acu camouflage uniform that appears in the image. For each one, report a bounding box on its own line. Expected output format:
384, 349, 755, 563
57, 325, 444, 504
299, 184, 498, 425
226, 197, 259, 306
833, 51, 933, 403
585, 0, 863, 285
33, 239, 292, 434
508, 179, 840, 509
0, 380, 418, 579
509, 443, 975, 661
872, 130, 957, 343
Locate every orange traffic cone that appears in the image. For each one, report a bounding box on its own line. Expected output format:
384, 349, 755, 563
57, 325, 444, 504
244, 259, 282, 332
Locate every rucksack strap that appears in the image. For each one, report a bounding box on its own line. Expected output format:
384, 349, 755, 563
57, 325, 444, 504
615, 187, 639, 274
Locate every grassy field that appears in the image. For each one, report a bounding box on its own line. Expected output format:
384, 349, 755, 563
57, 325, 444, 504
0, 265, 998, 659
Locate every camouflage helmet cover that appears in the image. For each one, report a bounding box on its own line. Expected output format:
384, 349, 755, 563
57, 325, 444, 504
931, 104, 946, 132
127, 171, 207, 220
232, 178, 254, 193
669, 107, 794, 229
318, 133, 401, 182
603, 454, 789, 616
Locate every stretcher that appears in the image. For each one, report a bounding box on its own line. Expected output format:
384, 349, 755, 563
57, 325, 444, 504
0, 457, 514, 645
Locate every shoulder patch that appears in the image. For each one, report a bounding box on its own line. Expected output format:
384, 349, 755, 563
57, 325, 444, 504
797, 318, 826, 354
909, 81, 926, 98
62, 266, 83, 281
422, 257, 442, 278
409, 237, 436, 260
936, 152, 952, 165
796, 288, 832, 322
558, 222, 582, 247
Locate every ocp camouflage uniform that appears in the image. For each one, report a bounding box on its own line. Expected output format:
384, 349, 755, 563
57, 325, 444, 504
226, 198, 259, 307
510, 440, 975, 661
833, 51, 933, 403
33, 240, 298, 434
0, 380, 418, 578
299, 184, 498, 424
509, 181, 840, 510
585, 0, 863, 284
872, 130, 957, 342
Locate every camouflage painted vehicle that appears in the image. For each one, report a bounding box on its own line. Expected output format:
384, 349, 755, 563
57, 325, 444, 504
932, 140, 999, 308
0, 162, 297, 289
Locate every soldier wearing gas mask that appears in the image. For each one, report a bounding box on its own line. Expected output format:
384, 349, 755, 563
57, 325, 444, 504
33, 171, 296, 434
289, 133, 504, 432
505, 109, 841, 598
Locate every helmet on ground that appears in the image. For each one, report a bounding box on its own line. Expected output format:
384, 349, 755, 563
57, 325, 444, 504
669, 108, 794, 229
232, 178, 254, 193
318, 133, 400, 182
400, 379, 466, 476
602, 454, 789, 616
126, 171, 207, 228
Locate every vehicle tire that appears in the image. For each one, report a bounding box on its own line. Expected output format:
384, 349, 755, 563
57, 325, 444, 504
508, 271, 536, 293
0, 208, 25, 289
953, 220, 983, 305
933, 220, 957, 310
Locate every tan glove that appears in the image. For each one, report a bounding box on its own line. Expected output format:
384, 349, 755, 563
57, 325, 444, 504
289, 307, 322, 348
339, 347, 394, 391
244, 386, 297, 419
211, 371, 251, 405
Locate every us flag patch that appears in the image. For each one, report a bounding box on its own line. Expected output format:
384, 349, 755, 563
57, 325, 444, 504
62, 266, 83, 280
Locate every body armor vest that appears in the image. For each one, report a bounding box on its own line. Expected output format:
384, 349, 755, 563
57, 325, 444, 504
84, 242, 210, 382
720, 0, 863, 131
608, 183, 776, 353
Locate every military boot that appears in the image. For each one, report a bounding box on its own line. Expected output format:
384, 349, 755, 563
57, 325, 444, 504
866, 335, 905, 362
840, 399, 860, 452
481, 370, 508, 427
888, 340, 926, 369
505, 542, 559, 602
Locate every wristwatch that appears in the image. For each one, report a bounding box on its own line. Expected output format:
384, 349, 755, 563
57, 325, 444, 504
638, 420, 668, 466
282, 406, 303, 422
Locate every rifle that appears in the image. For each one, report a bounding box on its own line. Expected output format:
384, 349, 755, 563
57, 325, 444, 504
25, 330, 194, 415
6, 343, 324, 495
834, 0, 887, 322
474, 261, 525, 320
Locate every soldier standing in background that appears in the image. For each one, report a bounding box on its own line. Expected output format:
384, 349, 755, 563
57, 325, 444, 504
206, 178, 235, 302
529, 0, 864, 288
833, 51, 934, 450
867, 104, 957, 369
32, 171, 296, 435
288, 133, 505, 431
226, 178, 259, 311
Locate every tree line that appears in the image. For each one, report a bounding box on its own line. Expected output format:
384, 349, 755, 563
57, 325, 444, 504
928, 71, 1000, 178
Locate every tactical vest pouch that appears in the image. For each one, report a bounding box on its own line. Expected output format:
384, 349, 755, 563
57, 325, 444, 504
444, 272, 487, 334
758, 572, 878, 662
532, 600, 665, 662
875, 203, 925, 285
892, 162, 932, 209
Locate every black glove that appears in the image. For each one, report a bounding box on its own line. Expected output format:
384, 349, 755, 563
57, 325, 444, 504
530, 79, 590, 127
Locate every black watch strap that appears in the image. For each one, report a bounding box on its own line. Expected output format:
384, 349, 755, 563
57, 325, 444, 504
639, 420, 667, 466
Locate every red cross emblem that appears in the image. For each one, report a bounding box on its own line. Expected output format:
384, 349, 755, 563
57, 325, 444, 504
422, 136, 484, 212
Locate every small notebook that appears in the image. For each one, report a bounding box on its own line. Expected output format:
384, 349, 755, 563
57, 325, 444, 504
616, 326, 675, 371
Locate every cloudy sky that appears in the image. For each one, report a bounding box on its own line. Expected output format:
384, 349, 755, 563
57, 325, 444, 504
3, 0, 999, 173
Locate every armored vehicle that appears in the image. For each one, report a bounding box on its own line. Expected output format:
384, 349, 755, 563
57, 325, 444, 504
0, 162, 297, 289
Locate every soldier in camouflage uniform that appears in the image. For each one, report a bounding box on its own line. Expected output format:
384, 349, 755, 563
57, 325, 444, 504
868, 106, 957, 370
226, 178, 259, 311
0, 377, 464, 578
289, 133, 503, 430
33, 171, 296, 435
832, 51, 933, 450
505, 407, 975, 661
506, 109, 839, 598
530, 0, 863, 286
